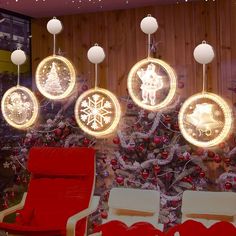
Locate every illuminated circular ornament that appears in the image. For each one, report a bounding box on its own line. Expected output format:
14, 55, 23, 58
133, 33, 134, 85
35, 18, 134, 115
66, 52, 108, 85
178, 92, 232, 148
74, 87, 121, 137
35, 55, 76, 100
127, 57, 177, 111
1, 86, 39, 129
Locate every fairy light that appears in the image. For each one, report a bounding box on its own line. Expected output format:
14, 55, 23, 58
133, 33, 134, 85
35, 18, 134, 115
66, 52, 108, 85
179, 92, 232, 148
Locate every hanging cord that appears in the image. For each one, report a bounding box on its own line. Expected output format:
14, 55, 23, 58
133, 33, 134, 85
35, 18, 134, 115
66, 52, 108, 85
17, 64, 20, 86
16, 46, 21, 86
53, 34, 56, 55
147, 14, 153, 59
202, 63, 206, 93
94, 43, 99, 89
201, 40, 207, 93
95, 63, 98, 89
147, 33, 151, 58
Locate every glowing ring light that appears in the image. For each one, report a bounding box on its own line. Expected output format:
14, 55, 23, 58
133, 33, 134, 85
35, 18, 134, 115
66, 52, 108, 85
1, 86, 39, 129
178, 92, 233, 147
74, 87, 121, 137
35, 55, 76, 100
127, 57, 177, 111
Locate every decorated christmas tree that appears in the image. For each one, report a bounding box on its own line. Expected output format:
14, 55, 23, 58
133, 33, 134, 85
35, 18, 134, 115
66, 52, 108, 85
90, 94, 236, 231
44, 62, 63, 94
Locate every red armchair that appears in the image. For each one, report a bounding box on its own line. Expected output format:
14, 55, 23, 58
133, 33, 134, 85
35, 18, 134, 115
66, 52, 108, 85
0, 147, 99, 236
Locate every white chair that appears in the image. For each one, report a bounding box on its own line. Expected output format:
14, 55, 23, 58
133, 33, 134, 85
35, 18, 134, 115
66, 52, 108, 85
181, 190, 236, 227
103, 187, 164, 231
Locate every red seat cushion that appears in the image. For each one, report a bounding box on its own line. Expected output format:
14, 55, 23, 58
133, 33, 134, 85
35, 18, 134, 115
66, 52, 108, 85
94, 221, 164, 236
94, 221, 128, 236
166, 220, 236, 236
126, 222, 164, 236
15, 209, 34, 225
208, 221, 236, 236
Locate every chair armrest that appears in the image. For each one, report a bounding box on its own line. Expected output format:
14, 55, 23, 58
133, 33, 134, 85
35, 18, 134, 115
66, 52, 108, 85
66, 196, 100, 236
0, 192, 27, 222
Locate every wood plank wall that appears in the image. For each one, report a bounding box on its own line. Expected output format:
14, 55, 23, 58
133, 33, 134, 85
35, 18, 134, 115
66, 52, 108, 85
31, 0, 236, 104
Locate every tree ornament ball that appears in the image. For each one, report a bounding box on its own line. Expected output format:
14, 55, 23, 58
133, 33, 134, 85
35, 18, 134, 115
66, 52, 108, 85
199, 171, 206, 178
213, 154, 222, 163
153, 164, 161, 174
35, 55, 76, 100
87, 45, 105, 64
113, 137, 120, 144
47, 17, 63, 35
140, 15, 158, 34
154, 136, 162, 144
1, 86, 39, 130
161, 151, 169, 159
116, 176, 124, 185
225, 182, 233, 190
11, 49, 27, 65
193, 42, 215, 64
141, 169, 149, 179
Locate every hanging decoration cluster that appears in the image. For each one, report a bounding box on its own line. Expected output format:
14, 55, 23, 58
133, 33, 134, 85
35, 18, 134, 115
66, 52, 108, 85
35, 17, 76, 100
1, 16, 233, 146
74, 45, 121, 137
178, 42, 233, 147
1, 49, 39, 129
127, 15, 177, 111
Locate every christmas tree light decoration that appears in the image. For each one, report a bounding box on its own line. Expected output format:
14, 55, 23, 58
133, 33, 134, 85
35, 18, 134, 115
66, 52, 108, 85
74, 44, 121, 137
179, 41, 233, 147
1, 49, 38, 129
35, 17, 76, 100
127, 15, 177, 111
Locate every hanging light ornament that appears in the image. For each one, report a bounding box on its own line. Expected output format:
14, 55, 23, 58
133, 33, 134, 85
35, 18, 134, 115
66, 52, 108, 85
74, 44, 121, 137
127, 15, 177, 111
35, 17, 76, 100
1, 49, 39, 129
178, 41, 233, 148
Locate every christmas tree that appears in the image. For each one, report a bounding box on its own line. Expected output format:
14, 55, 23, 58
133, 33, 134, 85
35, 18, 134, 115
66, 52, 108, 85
91, 95, 236, 230
44, 62, 63, 95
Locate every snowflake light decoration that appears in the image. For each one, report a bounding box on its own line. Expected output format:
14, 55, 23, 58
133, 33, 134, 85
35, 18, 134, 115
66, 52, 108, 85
35, 55, 76, 100
127, 58, 177, 111
178, 92, 232, 147
74, 88, 121, 137
1, 86, 39, 129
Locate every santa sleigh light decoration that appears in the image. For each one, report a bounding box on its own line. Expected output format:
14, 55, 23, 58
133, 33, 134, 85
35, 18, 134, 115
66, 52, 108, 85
138, 63, 163, 106
127, 15, 177, 111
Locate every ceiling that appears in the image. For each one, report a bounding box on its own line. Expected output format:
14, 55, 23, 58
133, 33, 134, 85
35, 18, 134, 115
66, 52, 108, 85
0, 0, 197, 18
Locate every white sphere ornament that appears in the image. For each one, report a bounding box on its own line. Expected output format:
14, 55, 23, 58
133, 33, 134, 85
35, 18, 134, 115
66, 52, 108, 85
11, 49, 26, 65
193, 41, 215, 64
140, 15, 158, 34
47, 17, 63, 35
87, 45, 105, 64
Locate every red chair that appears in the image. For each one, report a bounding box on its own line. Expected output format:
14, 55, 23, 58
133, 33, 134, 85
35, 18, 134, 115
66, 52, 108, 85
0, 147, 99, 236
